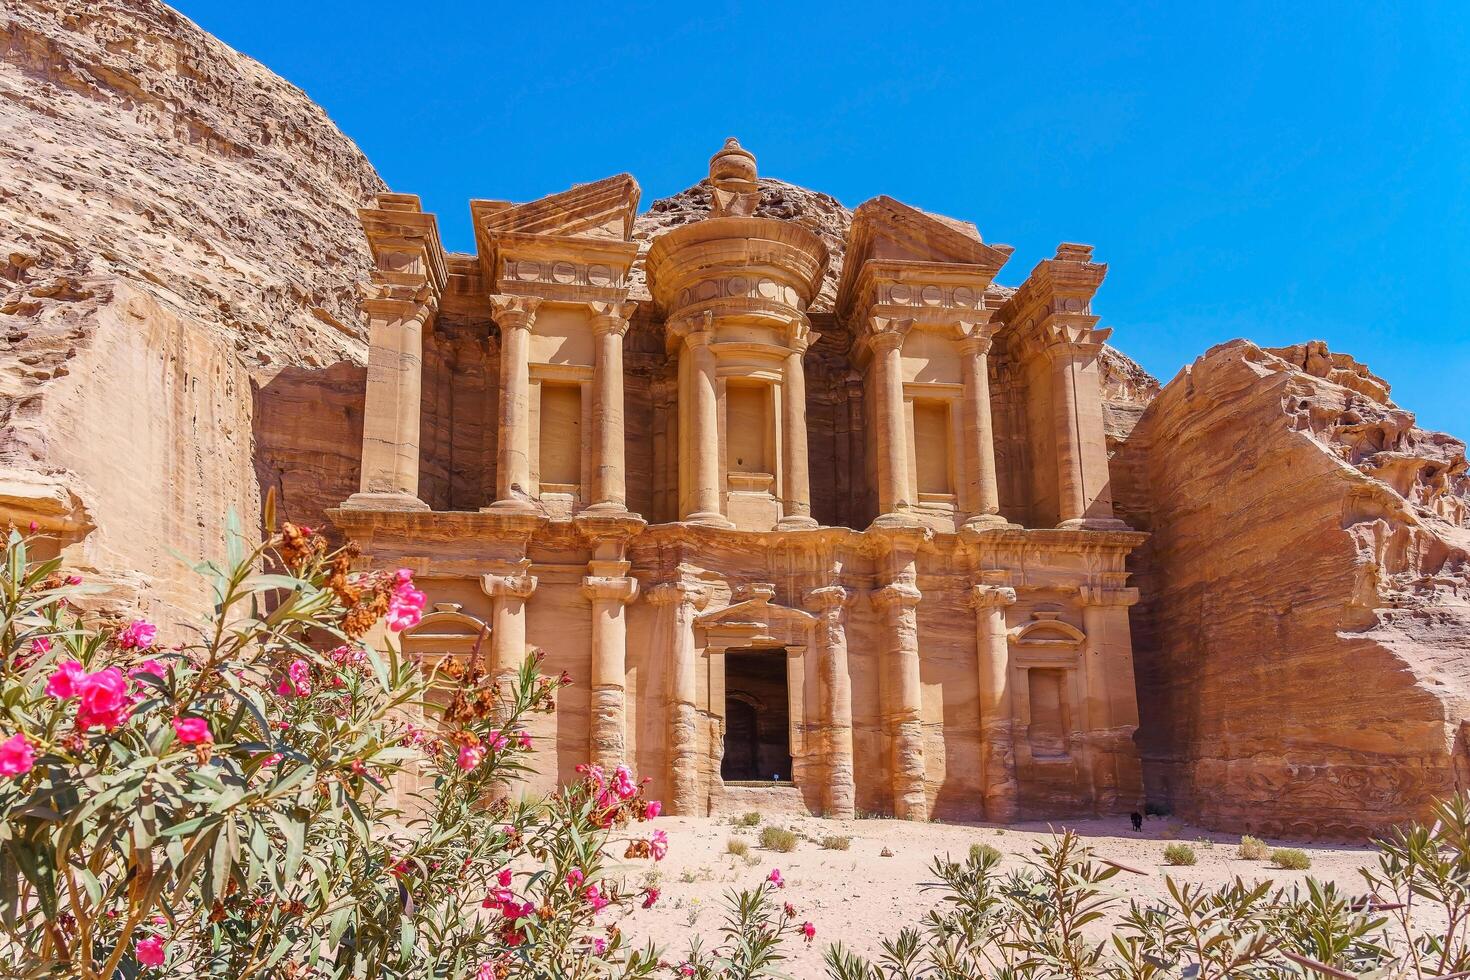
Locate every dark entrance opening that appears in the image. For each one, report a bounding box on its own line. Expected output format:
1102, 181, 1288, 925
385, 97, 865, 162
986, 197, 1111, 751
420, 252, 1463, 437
721, 649, 792, 782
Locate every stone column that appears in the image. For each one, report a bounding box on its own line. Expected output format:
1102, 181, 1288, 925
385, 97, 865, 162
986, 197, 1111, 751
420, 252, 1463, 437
778, 338, 817, 528
588, 302, 636, 513
971, 582, 1019, 822
1046, 338, 1126, 530
345, 297, 433, 510
1079, 584, 1143, 812
684, 326, 730, 526
1050, 348, 1088, 526
805, 585, 855, 818
583, 568, 639, 770
959, 331, 1006, 528
869, 320, 912, 518
480, 559, 538, 692
649, 581, 709, 815
873, 581, 926, 820
490, 296, 541, 511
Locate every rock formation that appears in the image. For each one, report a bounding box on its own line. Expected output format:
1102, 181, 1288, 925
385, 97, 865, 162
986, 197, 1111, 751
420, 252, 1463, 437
1114, 339, 1470, 837
0, 0, 381, 614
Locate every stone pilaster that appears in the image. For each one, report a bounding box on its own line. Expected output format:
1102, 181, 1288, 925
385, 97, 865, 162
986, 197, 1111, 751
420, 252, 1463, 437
873, 580, 926, 820
480, 558, 538, 692
1078, 581, 1144, 812
778, 331, 818, 529
957, 325, 1010, 529
682, 321, 732, 527
868, 318, 913, 519
489, 295, 541, 512
805, 585, 855, 818
583, 566, 639, 770
970, 579, 1019, 821
648, 580, 710, 815
587, 301, 637, 514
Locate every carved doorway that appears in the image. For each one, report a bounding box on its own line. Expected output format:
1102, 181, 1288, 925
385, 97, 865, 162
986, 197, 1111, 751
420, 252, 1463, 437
721, 648, 792, 782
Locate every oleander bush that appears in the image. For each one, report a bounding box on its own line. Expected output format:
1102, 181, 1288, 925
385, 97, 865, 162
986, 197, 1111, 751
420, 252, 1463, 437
1163, 842, 1198, 866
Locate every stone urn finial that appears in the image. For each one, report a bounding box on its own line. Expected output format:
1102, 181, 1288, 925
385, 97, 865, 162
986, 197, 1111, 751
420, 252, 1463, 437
708, 137, 760, 218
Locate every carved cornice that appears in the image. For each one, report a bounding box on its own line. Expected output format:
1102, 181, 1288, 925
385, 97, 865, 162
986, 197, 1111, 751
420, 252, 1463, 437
996, 243, 1111, 364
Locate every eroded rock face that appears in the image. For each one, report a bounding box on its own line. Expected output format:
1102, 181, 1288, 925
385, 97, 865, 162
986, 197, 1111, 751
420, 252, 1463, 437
1115, 339, 1470, 838
0, 0, 381, 616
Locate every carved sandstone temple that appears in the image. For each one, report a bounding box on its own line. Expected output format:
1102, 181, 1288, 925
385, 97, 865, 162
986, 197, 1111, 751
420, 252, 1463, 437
331, 140, 1146, 821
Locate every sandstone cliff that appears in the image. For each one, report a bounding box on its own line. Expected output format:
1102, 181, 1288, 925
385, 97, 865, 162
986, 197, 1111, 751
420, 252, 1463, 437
0, 0, 381, 614
1115, 339, 1470, 838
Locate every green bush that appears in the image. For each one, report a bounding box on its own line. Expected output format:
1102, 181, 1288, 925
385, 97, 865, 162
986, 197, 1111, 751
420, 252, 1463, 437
760, 825, 799, 852
1271, 847, 1312, 870
970, 842, 1002, 864
727, 836, 750, 857
821, 834, 852, 851
1163, 842, 1198, 866
734, 811, 762, 827
1238, 835, 1270, 860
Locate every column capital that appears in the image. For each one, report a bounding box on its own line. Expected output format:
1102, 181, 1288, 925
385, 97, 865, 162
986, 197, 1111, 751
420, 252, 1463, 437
489, 294, 542, 331
1079, 585, 1139, 608
589, 300, 638, 335
646, 580, 712, 609
865, 316, 912, 352
803, 584, 850, 612
363, 283, 439, 325
872, 582, 922, 611
969, 584, 1018, 609
582, 575, 639, 604
481, 559, 537, 600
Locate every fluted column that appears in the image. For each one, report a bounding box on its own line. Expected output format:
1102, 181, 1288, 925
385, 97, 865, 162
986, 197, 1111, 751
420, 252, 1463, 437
649, 581, 709, 814
959, 330, 1007, 529
1051, 348, 1088, 526
970, 582, 1019, 821
345, 297, 433, 511
490, 296, 541, 511
588, 302, 636, 513
778, 338, 817, 528
684, 326, 730, 526
805, 585, 855, 818
869, 319, 913, 518
583, 569, 639, 769
480, 559, 538, 693
873, 582, 926, 820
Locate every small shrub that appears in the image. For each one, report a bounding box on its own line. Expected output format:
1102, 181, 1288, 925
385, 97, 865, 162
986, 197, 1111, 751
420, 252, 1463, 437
743, 852, 761, 867
1271, 847, 1312, 870
760, 825, 799, 852
1163, 842, 1198, 866
970, 843, 1003, 864
734, 811, 762, 828
1238, 835, 1270, 860
821, 834, 851, 851
727, 836, 749, 857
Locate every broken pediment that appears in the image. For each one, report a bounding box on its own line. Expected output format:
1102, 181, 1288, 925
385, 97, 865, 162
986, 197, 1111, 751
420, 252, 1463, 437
696, 583, 816, 648
472, 173, 640, 243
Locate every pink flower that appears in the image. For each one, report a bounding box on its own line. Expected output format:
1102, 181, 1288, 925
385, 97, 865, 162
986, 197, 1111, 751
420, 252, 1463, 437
30, 636, 51, 656
517, 732, 532, 750
275, 659, 312, 698
65, 574, 82, 586
476, 963, 496, 980
593, 937, 608, 955
497, 868, 513, 887
645, 800, 663, 819
801, 921, 815, 942
650, 829, 668, 862
261, 752, 283, 767
768, 868, 785, 889
611, 764, 637, 800
116, 619, 157, 651
566, 868, 584, 889
171, 717, 211, 745
641, 887, 659, 908
45, 659, 86, 699
585, 884, 609, 913
458, 744, 485, 770
129, 659, 166, 680
386, 569, 426, 632
135, 934, 165, 967
0, 733, 35, 778
679, 965, 695, 977
75, 667, 131, 730
27, 521, 38, 532
488, 731, 509, 752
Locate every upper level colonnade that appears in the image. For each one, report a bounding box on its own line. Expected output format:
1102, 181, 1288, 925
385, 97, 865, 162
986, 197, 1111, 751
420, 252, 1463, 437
340, 139, 1130, 536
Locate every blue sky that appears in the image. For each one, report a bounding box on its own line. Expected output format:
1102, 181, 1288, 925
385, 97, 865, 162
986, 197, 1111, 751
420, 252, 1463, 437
176, 1, 1468, 435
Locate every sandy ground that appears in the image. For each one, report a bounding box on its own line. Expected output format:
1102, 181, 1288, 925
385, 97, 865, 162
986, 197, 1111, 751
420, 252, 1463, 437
611, 814, 1385, 978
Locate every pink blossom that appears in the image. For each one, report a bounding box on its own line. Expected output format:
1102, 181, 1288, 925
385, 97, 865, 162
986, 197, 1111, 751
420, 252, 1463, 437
275, 659, 312, 698
768, 868, 785, 889
116, 619, 157, 651
386, 569, 426, 632
457, 744, 485, 770
585, 883, 609, 913
497, 868, 513, 887
476, 963, 496, 980
27, 521, 38, 532
129, 659, 166, 680
0, 733, 35, 778
135, 934, 165, 967
593, 937, 608, 955
517, 732, 532, 750
30, 636, 51, 656
645, 800, 663, 819
650, 829, 668, 862
611, 764, 637, 800
65, 574, 82, 586
565, 868, 584, 889
261, 752, 283, 767
171, 717, 211, 745
488, 731, 509, 752
641, 887, 659, 908
801, 921, 815, 942
45, 659, 86, 699
75, 667, 131, 730
679, 965, 695, 977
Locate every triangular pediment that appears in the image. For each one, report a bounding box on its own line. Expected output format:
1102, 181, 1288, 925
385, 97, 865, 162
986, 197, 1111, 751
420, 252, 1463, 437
473, 173, 640, 242
697, 585, 816, 630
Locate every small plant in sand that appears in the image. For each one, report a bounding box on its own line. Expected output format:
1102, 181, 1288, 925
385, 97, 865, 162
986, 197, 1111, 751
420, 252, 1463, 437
726, 837, 749, 857
1238, 835, 1270, 860
1163, 842, 1198, 866
760, 826, 799, 853
821, 835, 851, 851
1271, 847, 1312, 870
733, 811, 761, 828
970, 842, 1002, 864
